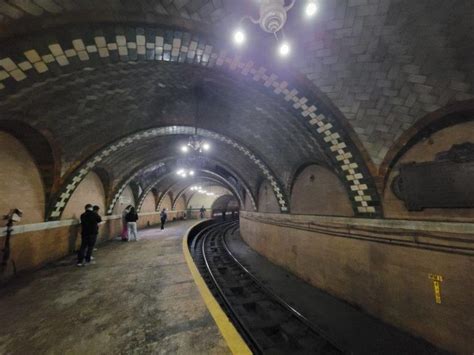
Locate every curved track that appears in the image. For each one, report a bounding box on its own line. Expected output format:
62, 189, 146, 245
189, 220, 344, 354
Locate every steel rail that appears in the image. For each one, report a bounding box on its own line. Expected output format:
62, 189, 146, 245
200, 221, 264, 354
191, 220, 344, 354
222, 222, 346, 353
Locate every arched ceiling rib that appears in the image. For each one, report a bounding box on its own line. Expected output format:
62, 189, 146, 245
111, 157, 256, 215
53, 126, 277, 219
1, 62, 326, 177
0, 23, 385, 217
172, 179, 232, 210
97, 136, 262, 191
153, 171, 245, 212
0, 0, 471, 220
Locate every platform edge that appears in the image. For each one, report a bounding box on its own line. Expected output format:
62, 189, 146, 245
182, 221, 253, 355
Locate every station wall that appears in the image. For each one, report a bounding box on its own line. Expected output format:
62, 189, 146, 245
240, 211, 473, 354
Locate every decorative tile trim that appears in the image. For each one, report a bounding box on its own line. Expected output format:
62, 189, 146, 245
106, 162, 165, 215
0, 26, 380, 217
156, 189, 172, 212
48, 126, 271, 219
171, 187, 188, 211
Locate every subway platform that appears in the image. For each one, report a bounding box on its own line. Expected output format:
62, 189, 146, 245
0, 221, 229, 355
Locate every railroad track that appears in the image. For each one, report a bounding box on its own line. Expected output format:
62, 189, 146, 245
190, 220, 344, 354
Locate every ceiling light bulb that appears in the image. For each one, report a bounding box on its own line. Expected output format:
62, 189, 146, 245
305, 2, 318, 17
181, 145, 189, 153
279, 42, 290, 57
233, 29, 246, 45
189, 170, 195, 176
202, 143, 210, 151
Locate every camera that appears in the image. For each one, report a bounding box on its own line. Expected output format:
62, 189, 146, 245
3, 208, 23, 223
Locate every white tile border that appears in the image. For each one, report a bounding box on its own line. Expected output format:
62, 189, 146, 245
0, 211, 182, 237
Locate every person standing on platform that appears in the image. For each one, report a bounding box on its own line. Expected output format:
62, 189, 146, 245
160, 208, 168, 230
121, 205, 132, 241
126, 207, 139, 241
77, 204, 101, 267
222, 209, 226, 221
199, 206, 206, 219
91, 205, 102, 254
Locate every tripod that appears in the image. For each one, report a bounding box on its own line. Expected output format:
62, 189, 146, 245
1, 209, 22, 274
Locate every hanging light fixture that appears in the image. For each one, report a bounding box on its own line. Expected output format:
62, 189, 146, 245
180, 84, 211, 154
231, 0, 319, 57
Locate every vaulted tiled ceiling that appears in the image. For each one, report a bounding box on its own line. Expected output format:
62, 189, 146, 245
291, 0, 474, 164
1, 0, 472, 167
0, 0, 472, 218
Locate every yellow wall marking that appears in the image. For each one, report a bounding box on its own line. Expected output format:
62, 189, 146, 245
182, 222, 252, 355
428, 274, 444, 304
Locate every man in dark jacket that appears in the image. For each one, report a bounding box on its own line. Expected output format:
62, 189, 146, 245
160, 208, 167, 230
199, 206, 206, 219
91, 205, 102, 253
77, 204, 102, 266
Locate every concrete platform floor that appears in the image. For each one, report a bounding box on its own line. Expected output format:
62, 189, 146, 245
0, 221, 230, 355
227, 228, 447, 355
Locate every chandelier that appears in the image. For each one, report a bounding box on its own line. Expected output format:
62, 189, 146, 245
181, 136, 210, 154
233, 0, 319, 57
190, 185, 216, 196
180, 84, 211, 154
176, 168, 195, 178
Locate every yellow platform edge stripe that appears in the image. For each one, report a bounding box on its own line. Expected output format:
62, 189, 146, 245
182, 222, 252, 355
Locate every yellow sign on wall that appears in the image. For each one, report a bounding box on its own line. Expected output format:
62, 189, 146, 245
428, 274, 444, 304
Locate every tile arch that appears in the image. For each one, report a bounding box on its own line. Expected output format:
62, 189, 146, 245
48, 126, 282, 219
0, 24, 380, 217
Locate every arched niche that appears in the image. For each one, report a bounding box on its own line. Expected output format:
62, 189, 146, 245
62, 171, 106, 220
257, 180, 281, 213
160, 193, 173, 211
0, 131, 45, 224
290, 165, 354, 217
174, 195, 186, 211
92, 167, 111, 200
384, 120, 474, 221
0, 120, 59, 202
112, 185, 135, 216
140, 191, 156, 213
